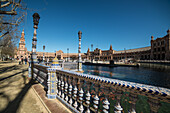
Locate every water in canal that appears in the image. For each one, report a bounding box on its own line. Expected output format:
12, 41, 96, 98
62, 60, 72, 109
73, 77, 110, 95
82, 64, 170, 89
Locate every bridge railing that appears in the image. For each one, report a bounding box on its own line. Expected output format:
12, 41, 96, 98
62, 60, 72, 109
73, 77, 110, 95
31, 63, 170, 113
32, 64, 49, 88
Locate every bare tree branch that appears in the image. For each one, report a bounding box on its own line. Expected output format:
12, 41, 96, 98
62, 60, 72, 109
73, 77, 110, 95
0, 10, 17, 15
1, 14, 25, 25
12, 0, 21, 11
0, 0, 10, 2
0, 31, 9, 38
1, 1, 12, 8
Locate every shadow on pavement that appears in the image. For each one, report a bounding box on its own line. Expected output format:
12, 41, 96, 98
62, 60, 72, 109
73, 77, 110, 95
0, 63, 37, 113
0, 65, 21, 75
0, 69, 27, 82
0, 79, 36, 113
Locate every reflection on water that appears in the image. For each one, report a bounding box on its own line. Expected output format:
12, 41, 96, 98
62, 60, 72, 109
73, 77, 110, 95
82, 65, 170, 89
87, 70, 126, 78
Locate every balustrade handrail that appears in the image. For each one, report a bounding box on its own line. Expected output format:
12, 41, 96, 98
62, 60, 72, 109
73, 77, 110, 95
56, 69, 170, 103
31, 63, 170, 112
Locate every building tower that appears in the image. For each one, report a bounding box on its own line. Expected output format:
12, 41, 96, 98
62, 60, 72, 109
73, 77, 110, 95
150, 36, 154, 60
110, 44, 113, 50
18, 29, 27, 60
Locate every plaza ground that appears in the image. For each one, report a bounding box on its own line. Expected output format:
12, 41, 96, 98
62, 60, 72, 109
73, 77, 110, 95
0, 61, 71, 113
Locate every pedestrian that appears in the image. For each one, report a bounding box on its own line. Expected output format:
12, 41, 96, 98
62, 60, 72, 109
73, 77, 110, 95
21, 58, 23, 64
19, 58, 21, 65
25, 58, 27, 64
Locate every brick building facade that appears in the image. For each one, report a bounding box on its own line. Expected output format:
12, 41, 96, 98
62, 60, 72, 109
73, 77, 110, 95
15, 29, 170, 62
86, 29, 170, 61
15, 30, 85, 62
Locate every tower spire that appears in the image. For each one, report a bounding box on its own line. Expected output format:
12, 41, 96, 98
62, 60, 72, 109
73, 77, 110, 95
87, 48, 90, 52
110, 44, 113, 50
21, 29, 25, 40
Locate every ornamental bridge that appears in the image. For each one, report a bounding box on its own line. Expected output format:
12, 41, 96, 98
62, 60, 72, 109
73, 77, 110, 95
28, 58, 170, 113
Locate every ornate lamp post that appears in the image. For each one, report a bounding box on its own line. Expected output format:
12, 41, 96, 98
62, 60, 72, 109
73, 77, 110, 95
78, 31, 82, 72
91, 44, 93, 62
67, 48, 69, 62
43, 45, 45, 64
31, 13, 40, 63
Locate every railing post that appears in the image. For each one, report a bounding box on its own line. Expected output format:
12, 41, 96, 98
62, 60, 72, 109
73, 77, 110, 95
47, 57, 61, 99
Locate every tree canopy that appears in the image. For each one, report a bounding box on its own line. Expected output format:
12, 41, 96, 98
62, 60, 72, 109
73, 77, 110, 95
0, 0, 26, 60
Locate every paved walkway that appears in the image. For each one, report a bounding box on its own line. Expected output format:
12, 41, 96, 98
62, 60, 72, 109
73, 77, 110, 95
0, 61, 72, 113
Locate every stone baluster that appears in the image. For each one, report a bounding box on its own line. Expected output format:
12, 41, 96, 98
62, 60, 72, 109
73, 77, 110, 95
103, 98, 110, 113
148, 97, 161, 113
61, 76, 65, 99
128, 92, 138, 113
73, 86, 78, 108
86, 91, 91, 113
93, 94, 99, 112
69, 84, 73, 105
114, 89, 123, 113
58, 74, 61, 96
93, 82, 100, 112
85, 81, 92, 113
68, 76, 73, 105
79, 88, 84, 112
65, 82, 68, 101
73, 77, 78, 109
77, 78, 81, 90
103, 86, 110, 113
63, 74, 68, 101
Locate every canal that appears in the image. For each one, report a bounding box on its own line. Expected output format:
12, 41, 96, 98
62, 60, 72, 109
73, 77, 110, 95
82, 65, 170, 89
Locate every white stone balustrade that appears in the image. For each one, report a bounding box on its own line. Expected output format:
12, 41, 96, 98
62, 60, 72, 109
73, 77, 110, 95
32, 64, 170, 113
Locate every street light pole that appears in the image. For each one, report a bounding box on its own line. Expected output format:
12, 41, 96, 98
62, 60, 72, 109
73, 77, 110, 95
91, 44, 93, 62
31, 13, 40, 64
67, 48, 69, 62
43, 45, 45, 64
78, 31, 82, 72
31, 13, 40, 79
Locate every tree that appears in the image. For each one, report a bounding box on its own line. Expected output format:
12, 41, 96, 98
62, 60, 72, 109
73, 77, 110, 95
0, 0, 26, 60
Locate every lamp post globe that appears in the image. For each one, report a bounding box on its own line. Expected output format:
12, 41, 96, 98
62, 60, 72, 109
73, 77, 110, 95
33, 13, 40, 26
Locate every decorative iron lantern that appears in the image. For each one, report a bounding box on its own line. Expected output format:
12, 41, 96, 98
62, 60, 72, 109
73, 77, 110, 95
33, 13, 40, 26
43, 45, 45, 51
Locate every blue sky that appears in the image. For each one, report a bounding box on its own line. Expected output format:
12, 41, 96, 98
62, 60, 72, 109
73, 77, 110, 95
21, 0, 170, 53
